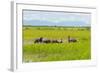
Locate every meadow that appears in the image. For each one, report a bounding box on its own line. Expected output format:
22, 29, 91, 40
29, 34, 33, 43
23, 26, 91, 62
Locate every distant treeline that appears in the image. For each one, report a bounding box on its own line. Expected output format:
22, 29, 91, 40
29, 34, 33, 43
23, 26, 90, 31
23, 25, 90, 28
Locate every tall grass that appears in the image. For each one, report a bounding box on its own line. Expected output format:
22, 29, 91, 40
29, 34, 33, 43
23, 26, 91, 62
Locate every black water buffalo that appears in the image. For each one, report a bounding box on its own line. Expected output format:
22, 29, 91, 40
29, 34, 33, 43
52, 39, 63, 43
34, 37, 63, 43
34, 37, 43, 43
52, 40, 59, 43
68, 36, 77, 43
34, 37, 51, 43
42, 38, 51, 43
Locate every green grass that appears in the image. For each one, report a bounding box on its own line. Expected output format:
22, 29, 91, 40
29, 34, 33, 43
23, 26, 91, 62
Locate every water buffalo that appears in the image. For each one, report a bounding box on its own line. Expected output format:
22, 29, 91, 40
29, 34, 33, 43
34, 37, 43, 43
68, 36, 77, 43
34, 37, 51, 43
52, 40, 59, 43
34, 37, 63, 44
52, 39, 63, 43
42, 38, 51, 43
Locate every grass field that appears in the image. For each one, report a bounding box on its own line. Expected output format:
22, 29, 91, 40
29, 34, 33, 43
23, 26, 91, 62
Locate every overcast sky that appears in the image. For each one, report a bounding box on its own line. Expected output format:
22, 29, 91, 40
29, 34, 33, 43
23, 10, 91, 27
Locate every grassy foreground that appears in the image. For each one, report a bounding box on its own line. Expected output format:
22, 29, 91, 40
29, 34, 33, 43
23, 26, 91, 62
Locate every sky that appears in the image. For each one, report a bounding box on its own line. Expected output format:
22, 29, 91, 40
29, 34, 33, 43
23, 10, 91, 27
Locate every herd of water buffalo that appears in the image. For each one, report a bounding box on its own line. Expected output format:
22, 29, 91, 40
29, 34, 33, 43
34, 36, 77, 43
